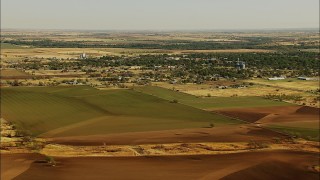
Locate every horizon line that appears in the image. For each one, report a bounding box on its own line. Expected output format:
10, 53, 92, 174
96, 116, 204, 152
1, 27, 319, 32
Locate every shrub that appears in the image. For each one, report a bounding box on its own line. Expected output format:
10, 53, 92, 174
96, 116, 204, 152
264, 94, 303, 101
247, 140, 269, 149
171, 99, 178, 103
15, 129, 32, 137
272, 137, 281, 144
152, 145, 165, 150
45, 156, 56, 166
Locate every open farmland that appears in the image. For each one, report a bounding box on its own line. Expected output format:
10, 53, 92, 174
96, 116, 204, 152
0, 69, 31, 77
0, 43, 26, 49
7, 151, 319, 180
165, 84, 309, 97
134, 86, 319, 141
215, 106, 320, 141
245, 78, 320, 92
151, 81, 319, 108
267, 125, 319, 141
1, 29, 319, 180
1, 86, 239, 137
134, 86, 292, 110
1, 47, 273, 62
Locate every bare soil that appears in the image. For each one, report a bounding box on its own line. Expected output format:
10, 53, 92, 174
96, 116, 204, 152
13, 151, 319, 180
214, 106, 320, 124
296, 106, 320, 115
0, 153, 44, 180
47, 124, 287, 146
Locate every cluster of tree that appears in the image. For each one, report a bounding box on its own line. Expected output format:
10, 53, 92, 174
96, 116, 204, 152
264, 94, 304, 102
101, 52, 319, 70
10, 52, 319, 81
0, 37, 287, 50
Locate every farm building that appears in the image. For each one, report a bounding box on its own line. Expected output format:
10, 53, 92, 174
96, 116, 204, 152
235, 59, 246, 70
297, 77, 317, 81
129, 66, 141, 70
80, 53, 88, 59
268, 76, 286, 80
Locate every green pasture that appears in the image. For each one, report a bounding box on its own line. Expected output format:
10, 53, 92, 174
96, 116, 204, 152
1, 43, 25, 49
267, 125, 319, 141
0, 86, 240, 137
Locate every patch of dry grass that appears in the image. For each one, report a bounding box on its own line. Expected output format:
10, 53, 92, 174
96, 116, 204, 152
39, 140, 319, 157
245, 79, 319, 91
153, 82, 306, 97
1, 69, 30, 77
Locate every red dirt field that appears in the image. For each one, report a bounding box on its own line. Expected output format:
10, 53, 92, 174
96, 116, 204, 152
296, 106, 320, 115
214, 106, 320, 124
214, 111, 269, 123
257, 114, 319, 124
1, 153, 44, 180
46, 124, 288, 146
221, 160, 319, 180
13, 151, 319, 180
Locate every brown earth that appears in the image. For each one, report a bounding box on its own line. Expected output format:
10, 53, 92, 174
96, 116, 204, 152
257, 114, 318, 124
214, 106, 320, 124
215, 111, 269, 123
47, 124, 288, 146
13, 151, 319, 180
0, 153, 44, 180
296, 106, 320, 115
221, 160, 319, 180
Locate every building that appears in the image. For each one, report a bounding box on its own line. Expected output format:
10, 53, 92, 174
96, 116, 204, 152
80, 53, 87, 59
235, 58, 246, 70
268, 76, 286, 80
297, 77, 316, 81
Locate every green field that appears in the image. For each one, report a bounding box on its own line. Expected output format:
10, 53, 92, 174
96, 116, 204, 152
1, 86, 240, 137
134, 86, 291, 109
1, 43, 25, 49
267, 125, 319, 141
268, 121, 319, 129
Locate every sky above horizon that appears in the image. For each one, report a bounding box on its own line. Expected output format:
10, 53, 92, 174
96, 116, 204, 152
2, 0, 319, 30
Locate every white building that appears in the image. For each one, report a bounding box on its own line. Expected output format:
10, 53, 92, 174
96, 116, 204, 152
80, 53, 87, 59
268, 76, 286, 80
235, 58, 246, 70
298, 77, 316, 81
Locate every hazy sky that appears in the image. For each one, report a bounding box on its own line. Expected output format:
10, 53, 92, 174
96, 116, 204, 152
2, 0, 319, 30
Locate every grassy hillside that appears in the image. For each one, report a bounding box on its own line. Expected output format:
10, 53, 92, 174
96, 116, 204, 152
267, 125, 319, 141
1, 86, 240, 136
1, 43, 26, 49
134, 86, 291, 109
1, 87, 106, 135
